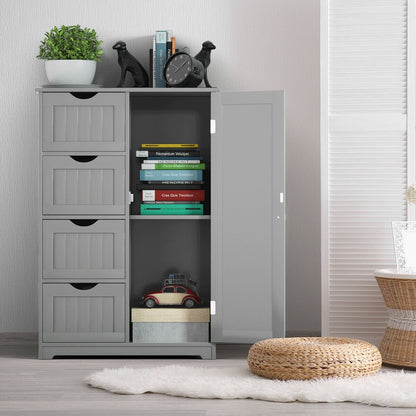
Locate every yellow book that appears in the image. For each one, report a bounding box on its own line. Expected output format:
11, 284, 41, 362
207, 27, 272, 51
141, 143, 199, 149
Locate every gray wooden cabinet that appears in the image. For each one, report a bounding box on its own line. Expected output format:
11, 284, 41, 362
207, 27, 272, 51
37, 88, 285, 359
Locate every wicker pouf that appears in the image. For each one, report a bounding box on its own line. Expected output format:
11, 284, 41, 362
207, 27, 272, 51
247, 337, 382, 380
374, 269, 416, 368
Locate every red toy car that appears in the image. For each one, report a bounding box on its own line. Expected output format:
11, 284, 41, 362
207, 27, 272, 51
142, 273, 201, 308
142, 284, 200, 308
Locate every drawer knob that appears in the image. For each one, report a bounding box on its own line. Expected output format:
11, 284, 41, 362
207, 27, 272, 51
70, 283, 98, 290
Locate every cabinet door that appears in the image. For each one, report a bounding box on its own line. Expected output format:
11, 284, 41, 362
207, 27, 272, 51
42, 92, 126, 152
211, 91, 285, 343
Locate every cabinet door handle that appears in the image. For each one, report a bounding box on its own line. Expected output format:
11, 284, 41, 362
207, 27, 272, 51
69, 92, 98, 100
70, 283, 98, 290
70, 155, 98, 163
70, 219, 98, 227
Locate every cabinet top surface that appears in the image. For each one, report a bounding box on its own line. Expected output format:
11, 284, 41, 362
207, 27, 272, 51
36, 87, 219, 93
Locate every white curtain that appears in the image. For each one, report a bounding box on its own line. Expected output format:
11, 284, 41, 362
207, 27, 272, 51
321, 0, 413, 345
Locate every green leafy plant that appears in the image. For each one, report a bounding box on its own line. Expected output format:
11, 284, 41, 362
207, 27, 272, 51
37, 25, 103, 62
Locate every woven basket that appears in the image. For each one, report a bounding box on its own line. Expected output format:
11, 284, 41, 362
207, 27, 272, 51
247, 337, 382, 380
375, 276, 416, 310
375, 275, 416, 367
379, 327, 416, 368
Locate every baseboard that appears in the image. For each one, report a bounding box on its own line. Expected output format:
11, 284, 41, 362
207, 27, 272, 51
0, 332, 37, 341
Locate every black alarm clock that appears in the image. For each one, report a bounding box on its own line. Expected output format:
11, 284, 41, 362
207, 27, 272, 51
163, 52, 205, 87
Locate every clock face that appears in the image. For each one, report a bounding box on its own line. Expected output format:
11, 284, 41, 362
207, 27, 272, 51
165, 54, 192, 86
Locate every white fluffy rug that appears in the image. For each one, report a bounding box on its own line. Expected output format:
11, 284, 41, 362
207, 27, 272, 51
86, 365, 416, 407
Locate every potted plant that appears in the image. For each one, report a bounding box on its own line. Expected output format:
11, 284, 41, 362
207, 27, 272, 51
37, 25, 103, 85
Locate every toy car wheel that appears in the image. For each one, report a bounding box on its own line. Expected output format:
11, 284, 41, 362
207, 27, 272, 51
184, 298, 195, 308
145, 298, 156, 308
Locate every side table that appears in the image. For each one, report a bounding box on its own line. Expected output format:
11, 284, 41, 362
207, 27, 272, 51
374, 269, 416, 367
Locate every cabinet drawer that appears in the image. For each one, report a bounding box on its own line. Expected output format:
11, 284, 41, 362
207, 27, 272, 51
42, 283, 125, 342
42, 92, 126, 152
43, 155, 125, 215
43, 220, 125, 280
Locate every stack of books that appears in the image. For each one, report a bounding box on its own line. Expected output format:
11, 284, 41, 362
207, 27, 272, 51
150, 30, 175, 88
137, 144, 205, 215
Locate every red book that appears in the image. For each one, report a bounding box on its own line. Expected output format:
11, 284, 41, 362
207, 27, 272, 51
142, 190, 205, 202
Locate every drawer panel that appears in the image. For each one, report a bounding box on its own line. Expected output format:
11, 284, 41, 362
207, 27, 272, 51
43, 220, 125, 279
42, 283, 125, 342
42, 92, 126, 152
43, 155, 125, 215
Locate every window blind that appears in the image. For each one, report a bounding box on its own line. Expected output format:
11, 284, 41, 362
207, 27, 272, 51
322, 0, 412, 345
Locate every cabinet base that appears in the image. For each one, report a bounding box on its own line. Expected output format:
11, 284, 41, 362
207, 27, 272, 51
39, 342, 216, 360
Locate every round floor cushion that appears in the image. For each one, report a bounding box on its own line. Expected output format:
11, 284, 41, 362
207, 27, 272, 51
248, 337, 382, 380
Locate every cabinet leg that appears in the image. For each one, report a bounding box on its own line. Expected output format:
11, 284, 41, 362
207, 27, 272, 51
38, 348, 55, 360
200, 345, 216, 359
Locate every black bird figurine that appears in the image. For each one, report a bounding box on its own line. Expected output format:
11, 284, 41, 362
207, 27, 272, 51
112, 41, 149, 87
194, 41, 216, 88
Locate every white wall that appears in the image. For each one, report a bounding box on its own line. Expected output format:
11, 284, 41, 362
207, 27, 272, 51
0, 0, 320, 334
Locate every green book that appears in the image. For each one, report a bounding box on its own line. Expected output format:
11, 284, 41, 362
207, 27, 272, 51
141, 163, 206, 170
140, 204, 204, 215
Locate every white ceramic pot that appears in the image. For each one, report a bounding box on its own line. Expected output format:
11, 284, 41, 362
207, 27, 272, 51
45, 60, 97, 85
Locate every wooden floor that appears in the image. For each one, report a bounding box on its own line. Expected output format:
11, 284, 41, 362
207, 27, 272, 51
0, 334, 415, 416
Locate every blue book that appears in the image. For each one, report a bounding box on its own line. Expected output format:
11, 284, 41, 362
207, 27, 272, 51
140, 170, 203, 181
155, 30, 167, 87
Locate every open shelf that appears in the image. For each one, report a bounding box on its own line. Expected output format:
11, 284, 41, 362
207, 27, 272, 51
130, 219, 211, 308
130, 93, 211, 216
